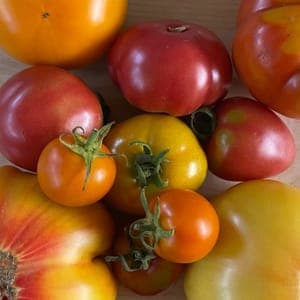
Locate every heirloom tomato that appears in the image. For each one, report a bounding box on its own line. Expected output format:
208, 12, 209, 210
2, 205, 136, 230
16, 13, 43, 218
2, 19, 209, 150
184, 179, 300, 300
108, 20, 232, 116
37, 124, 116, 207
191, 97, 295, 181
0, 0, 128, 68
0, 65, 103, 171
104, 113, 207, 215
0, 165, 116, 300
233, 0, 300, 118
106, 226, 184, 296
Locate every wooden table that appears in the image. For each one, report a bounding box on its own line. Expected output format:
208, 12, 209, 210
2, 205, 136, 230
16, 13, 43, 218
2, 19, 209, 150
1, 1, 300, 299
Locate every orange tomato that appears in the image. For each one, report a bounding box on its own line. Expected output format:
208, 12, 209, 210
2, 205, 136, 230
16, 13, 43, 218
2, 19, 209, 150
37, 128, 116, 207
0, 0, 128, 68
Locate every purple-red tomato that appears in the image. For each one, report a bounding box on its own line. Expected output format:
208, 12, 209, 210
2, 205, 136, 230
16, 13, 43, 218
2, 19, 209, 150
0, 65, 103, 171
195, 97, 296, 181
108, 20, 232, 116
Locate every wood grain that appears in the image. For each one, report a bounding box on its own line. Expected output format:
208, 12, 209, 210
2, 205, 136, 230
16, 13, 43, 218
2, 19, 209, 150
0, 1, 300, 299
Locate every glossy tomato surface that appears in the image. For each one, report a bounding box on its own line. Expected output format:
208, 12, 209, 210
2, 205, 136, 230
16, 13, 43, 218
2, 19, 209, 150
150, 189, 220, 264
203, 97, 295, 181
0, 65, 103, 171
0, 165, 116, 300
109, 20, 232, 116
104, 113, 207, 215
233, 0, 300, 118
0, 0, 128, 68
184, 179, 300, 300
109, 228, 184, 296
37, 135, 116, 207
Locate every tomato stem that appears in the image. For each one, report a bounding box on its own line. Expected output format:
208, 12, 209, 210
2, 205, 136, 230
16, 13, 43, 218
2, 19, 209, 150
105, 246, 156, 272
130, 141, 169, 189
0, 250, 17, 300
129, 188, 174, 251
59, 122, 116, 190
189, 106, 216, 142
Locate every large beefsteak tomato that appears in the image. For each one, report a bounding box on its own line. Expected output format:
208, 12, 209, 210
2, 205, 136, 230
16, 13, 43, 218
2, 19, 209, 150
0, 0, 128, 68
0, 165, 116, 299
184, 179, 300, 299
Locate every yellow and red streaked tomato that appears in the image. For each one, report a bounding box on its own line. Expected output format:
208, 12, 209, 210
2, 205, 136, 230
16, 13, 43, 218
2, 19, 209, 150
0, 165, 116, 300
233, 0, 300, 118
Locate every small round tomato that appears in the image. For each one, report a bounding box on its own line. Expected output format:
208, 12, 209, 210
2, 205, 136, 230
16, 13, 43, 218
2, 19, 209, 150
104, 113, 207, 215
0, 0, 128, 68
131, 189, 220, 264
191, 97, 295, 181
107, 227, 184, 296
37, 124, 116, 207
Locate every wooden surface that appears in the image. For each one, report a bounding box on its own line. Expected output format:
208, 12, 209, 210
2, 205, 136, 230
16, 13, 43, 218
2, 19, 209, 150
1, 1, 300, 299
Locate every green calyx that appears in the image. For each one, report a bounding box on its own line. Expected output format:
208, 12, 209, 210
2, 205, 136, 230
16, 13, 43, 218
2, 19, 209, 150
105, 242, 156, 272
129, 188, 174, 251
190, 105, 216, 142
130, 141, 169, 189
59, 122, 115, 190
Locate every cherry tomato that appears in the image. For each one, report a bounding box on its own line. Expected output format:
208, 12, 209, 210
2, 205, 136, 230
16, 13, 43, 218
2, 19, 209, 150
131, 189, 220, 264
0, 0, 128, 67
107, 227, 184, 296
108, 20, 232, 116
37, 124, 116, 207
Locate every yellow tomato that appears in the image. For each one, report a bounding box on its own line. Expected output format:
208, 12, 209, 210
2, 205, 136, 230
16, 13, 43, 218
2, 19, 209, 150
104, 113, 207, 215
184, 179, 300, 300
0, 165, 116, 299
0, 0, 127, 68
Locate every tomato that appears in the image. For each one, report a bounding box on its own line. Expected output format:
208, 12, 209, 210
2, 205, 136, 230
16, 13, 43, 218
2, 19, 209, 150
106, 226, 184, 296
104, 113, 207, 215
0, 65, 103, 171
191, 96, 296, 181
0, 0, 128, 68
37, 124, 116, 207
108, 20, 232, 116
184, 179, 300, 300
129, 188, 219, 264
0, 165, 116, 299
233, 0, 300, 118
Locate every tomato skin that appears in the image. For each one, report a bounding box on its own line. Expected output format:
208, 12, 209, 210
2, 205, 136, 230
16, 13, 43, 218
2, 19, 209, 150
108, 20, 232, 116
37, 135, 116, 207
0, 65, 103, 171
104, 113, 207, 215
184, 179, 300, 300
233, 1, 300, 118
150, 189, 220, 264
0, 165, 116, 299
204, 97, 295, 181
0, 0, 128, 68
110, 228, 184, 296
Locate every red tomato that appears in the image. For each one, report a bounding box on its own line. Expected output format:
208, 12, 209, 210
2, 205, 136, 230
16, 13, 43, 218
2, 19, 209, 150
107, 227, 184, 296
0, 65, 103, 171
233, 0, 300, 118
37, 125, 116, 207
131, 189, 220, 264
108, 20, 232, 116
0, 0, 128, 68
192, 97, 296, 181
